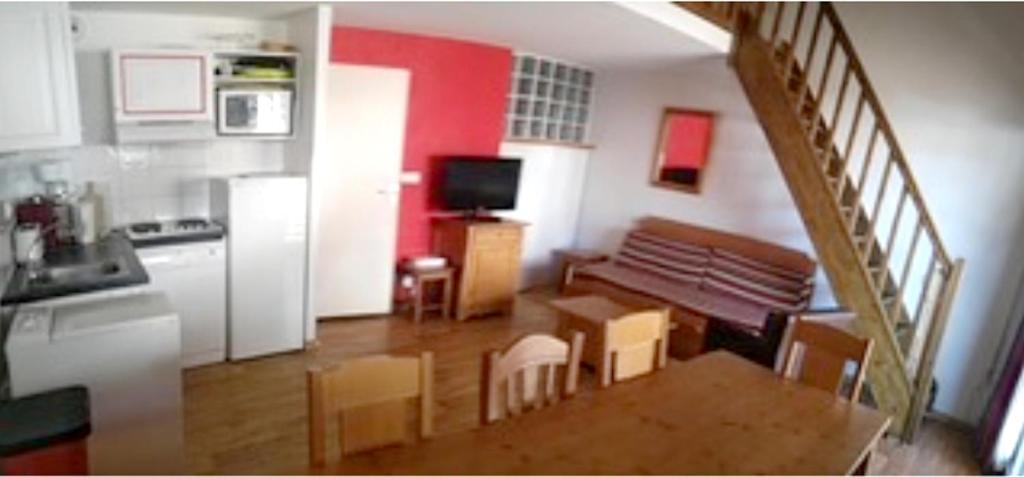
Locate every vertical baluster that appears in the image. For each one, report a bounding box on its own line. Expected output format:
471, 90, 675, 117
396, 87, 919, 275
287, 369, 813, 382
795, 6, 825, 115
902, 252, 938, 370
892, 221, 924, 320
821, 65, 852, 170
782, 3, 807, 83
876, 187, 909, 290
912, 254, 938, 324
807, 35, 838, 140
861, 156, 894, 261
770, 2, 787, 47
507, 370, 520, 416
835, 94, 866, 195
848, 126, 880, 223
755, 2, 767, 25
544, 363, 557, 404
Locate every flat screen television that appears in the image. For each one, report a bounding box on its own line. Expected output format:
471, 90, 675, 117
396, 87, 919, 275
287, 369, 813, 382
441, 157, 522, 213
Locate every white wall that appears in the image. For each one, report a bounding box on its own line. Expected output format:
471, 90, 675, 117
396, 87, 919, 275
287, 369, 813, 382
836, 2, 1024, 423
497, 142, 590, 288
576, 58, 837, 308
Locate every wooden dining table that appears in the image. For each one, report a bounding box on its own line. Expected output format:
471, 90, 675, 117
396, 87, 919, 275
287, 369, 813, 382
329, 350, 891, 475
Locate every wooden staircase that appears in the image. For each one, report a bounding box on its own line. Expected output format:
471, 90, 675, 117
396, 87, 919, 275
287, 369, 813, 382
678, 2, 964, 441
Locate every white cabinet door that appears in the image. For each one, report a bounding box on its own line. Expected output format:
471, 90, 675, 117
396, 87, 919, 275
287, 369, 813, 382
111, 50, 214, 123
0, 3, 81, 153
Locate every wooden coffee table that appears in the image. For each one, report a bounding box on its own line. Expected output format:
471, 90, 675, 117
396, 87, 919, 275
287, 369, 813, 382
549, 295, 668, 373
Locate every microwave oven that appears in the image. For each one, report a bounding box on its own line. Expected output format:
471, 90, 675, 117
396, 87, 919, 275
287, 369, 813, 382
217, 88, 293, 136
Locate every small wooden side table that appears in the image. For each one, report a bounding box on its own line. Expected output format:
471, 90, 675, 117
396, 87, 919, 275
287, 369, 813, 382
556, 249, 609, 293
549, 295, 672, 378
409, 267, 454, 324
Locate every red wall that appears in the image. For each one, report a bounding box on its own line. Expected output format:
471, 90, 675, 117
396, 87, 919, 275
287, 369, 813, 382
331, 27, 513, 261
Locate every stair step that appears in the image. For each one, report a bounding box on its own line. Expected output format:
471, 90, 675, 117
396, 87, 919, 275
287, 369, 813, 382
826, 175, 842, 190
869, 265, 885, 279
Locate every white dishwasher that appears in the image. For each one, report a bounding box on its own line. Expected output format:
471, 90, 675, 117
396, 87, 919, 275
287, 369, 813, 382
137, 239, 227, 368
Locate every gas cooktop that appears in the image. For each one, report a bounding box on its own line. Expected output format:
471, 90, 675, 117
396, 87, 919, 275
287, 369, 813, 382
123, 218, 225, 248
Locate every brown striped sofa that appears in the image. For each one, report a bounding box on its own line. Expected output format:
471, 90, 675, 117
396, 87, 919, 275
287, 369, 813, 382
566, 216, 817, 367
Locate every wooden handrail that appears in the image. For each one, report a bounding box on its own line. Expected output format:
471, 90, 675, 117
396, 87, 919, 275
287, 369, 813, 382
818, 4, 952, 267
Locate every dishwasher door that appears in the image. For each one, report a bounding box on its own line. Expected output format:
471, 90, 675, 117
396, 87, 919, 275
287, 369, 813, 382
138, 241, 226, 368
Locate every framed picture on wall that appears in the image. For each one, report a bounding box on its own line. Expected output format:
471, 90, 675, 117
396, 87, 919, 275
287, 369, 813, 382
651, 107, 715, 194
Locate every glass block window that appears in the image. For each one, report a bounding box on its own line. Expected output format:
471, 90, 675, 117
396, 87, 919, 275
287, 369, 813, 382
505, 53, 594, 145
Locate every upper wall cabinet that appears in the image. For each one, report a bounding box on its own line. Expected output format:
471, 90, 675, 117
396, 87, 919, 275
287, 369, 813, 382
0, 3, 82, 153
111, 50, 215, 143
112, 50, 214, 122
505, 53, 594, 146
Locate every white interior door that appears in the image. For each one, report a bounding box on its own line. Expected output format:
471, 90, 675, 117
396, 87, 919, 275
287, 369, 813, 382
314, 64, 409, 317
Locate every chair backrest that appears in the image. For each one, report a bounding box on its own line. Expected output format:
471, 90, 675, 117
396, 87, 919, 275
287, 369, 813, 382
481, 332, 583, 424
781, 317, 873, 401
602, 309, 670, 386
307, 352, 433, 467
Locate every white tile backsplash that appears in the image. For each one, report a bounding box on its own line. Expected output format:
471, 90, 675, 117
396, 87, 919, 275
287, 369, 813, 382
0, 140, 286, 226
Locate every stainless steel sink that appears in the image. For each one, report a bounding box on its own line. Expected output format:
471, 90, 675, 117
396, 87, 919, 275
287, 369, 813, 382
25, 259, 128, 287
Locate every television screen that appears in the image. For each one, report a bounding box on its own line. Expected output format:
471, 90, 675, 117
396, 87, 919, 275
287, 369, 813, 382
442, 157, 522, 211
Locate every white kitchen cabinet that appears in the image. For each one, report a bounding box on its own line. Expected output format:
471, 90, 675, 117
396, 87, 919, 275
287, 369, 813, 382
111, 50, 214, 122
111, 49, 215, 143
137, 242, 227, 368
0, 3, 81, 153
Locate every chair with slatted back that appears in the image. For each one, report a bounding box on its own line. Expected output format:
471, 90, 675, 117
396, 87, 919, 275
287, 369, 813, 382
781, 316, 874, 401
602, 309, 671, 387
481, 332, 584, 424
307, 352, 433, 467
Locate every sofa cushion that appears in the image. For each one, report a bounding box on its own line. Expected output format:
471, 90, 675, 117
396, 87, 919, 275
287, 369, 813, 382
575, 262, 772, 332
613, 230, 709, 286
706, 248, 812, 313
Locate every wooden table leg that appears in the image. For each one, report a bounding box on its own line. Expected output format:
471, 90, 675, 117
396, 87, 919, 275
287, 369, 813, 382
441, 275, 453, 319
413, 279, 424, 324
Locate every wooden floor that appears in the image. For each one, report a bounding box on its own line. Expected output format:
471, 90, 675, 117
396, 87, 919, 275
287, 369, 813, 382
183, 289, 980, 475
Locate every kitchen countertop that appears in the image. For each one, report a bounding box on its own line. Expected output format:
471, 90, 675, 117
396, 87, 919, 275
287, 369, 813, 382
0, 306, 13, 400
0, 233, 149, 306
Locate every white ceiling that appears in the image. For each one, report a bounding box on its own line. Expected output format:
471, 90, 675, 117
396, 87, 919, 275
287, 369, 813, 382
70, 2, 312, 20
71, 2, 727, 71
329, 2, 724, 70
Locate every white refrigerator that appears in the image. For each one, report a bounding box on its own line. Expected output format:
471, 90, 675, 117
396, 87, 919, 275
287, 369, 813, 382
211, 174, 307, 360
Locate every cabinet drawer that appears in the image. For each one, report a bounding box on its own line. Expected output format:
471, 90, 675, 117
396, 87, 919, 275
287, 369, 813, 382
471, 227, 522, 247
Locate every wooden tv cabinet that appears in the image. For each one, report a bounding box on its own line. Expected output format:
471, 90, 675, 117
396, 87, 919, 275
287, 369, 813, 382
432, 219, 526, 321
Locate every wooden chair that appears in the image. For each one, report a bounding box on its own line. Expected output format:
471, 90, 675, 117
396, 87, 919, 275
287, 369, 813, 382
307, 352, 433, 467
781, 316, 874, 401
602, 309, 670, 386
481, 332, 584, 424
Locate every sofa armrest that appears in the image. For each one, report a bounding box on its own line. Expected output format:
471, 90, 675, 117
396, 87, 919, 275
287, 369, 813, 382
557, 249, 610, 293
